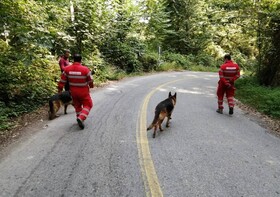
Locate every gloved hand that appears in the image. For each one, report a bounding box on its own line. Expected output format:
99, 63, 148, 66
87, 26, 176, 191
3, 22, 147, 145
225, 83, 232, 89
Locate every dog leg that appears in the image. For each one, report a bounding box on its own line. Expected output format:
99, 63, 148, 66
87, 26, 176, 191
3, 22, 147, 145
159, 120, 164, 131
166, 117, 170, 127
64, 104, 68, 114
153, 125, 157, 138
54, 101, 61, 117
48, 111, 54, 120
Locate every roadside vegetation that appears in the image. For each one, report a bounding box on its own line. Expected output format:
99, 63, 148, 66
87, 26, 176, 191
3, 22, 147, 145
235, 77, 280, 118
0, 0, 280, 133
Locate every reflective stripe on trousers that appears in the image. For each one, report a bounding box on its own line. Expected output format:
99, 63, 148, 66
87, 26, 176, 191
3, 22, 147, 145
217, 85, 235, 109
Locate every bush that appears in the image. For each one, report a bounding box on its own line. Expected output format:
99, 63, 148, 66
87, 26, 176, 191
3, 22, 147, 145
100, 37, 145, 73
189, 65, 218, 72
93, 63, 126, 85
139, 52, 158, 72
233, 52, 257, 72
0, 52, 60, 130
235, 77, 280, 118
194, 53, 217, 67
156, 62, 183, 71
162, 53, 189, 69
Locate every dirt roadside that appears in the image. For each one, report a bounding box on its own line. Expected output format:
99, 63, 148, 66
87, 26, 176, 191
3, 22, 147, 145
0, 104, 49, 151
0, 82, 114, 152
235, 100, 280, 137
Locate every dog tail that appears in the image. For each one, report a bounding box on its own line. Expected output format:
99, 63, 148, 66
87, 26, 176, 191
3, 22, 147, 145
147, 110, 160, 130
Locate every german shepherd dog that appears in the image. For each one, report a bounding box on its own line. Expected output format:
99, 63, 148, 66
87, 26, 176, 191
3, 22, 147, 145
48, 91, 72, 120
147, 92, 177, 138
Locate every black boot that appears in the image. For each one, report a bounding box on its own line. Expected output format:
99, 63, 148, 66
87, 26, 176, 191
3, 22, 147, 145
229, 107, 234, 115
216, 108, 223, 114
77, 118, 85, 129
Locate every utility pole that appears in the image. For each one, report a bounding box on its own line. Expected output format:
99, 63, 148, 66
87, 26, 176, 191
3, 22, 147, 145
158, 46, 161, 66
255, 0, 262, 75
70, 0, 81, 53
70, 0, 74, 22
257, 13, 261, 75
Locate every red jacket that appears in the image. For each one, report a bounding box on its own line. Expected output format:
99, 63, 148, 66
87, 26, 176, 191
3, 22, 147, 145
58, 62, 93, 93
219, 60, 240, 85
59, 56, 70, 72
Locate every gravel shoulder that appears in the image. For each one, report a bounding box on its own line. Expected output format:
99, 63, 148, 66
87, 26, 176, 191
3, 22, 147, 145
235, 100, 280, 137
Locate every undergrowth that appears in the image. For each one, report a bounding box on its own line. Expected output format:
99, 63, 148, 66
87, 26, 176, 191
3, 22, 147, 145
235, 77, 280, 118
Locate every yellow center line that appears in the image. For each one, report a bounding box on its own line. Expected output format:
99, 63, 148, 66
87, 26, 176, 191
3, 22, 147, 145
137, 78, 184, 197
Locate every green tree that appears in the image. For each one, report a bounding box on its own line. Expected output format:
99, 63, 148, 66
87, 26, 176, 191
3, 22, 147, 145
203, 0, 258, 65
0, 0, 69, 121
163, 0, 197, 54
257, 0, 280, 86
140, 0, 172, 51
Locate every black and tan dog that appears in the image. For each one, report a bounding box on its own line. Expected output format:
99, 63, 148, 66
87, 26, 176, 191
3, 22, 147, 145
48, 91, 73, 120
147, 92, 177, 138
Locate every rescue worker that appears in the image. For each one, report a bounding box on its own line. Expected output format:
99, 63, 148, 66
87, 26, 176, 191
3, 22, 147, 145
58, 54, 94, 129
216, 54, 240, 115
59, 49, 70, 72
58, 49, 70, 91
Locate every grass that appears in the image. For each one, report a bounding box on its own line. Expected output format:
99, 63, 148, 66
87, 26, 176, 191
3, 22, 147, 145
189, 65, 218, 72
235, 76, 280, 119
156, 62, 185, 71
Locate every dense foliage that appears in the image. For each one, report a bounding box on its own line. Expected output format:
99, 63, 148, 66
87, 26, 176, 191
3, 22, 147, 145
257, 1, 280, 86
235, 77, 280, 118
0, 0, 280, 130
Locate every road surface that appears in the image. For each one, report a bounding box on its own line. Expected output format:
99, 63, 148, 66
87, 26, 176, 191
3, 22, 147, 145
0, 71, 280, 197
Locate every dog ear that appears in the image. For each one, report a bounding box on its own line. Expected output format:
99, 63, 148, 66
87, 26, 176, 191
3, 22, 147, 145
174, 92, 177, 98
169, 92, 172, 97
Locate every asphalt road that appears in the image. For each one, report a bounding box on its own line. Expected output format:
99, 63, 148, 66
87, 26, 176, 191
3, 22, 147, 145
0, 71, 280, 197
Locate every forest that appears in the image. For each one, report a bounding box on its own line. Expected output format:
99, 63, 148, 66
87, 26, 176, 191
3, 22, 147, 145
0, 0, 280, 131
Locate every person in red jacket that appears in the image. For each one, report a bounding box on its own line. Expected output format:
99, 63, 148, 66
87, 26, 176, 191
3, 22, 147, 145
59, 49, 70, 72
216, 54, 240, 115
58, 54, 94, 129
58, 49, 71, 91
